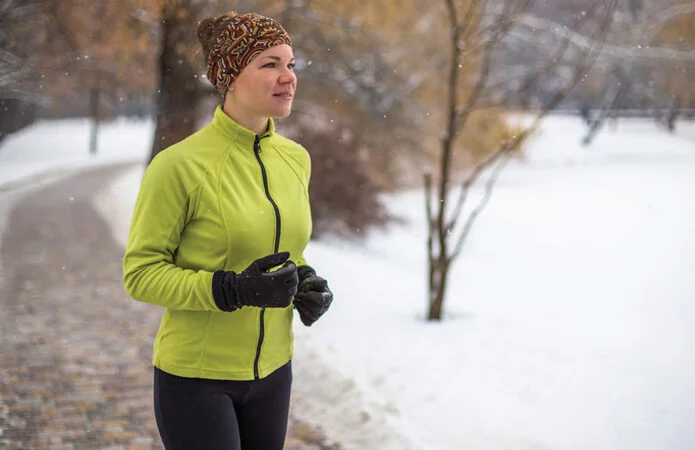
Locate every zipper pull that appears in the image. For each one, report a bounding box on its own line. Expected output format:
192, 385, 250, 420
254, 136, 262, 153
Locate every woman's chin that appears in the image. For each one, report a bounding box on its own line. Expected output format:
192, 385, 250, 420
272, 108, 293, 119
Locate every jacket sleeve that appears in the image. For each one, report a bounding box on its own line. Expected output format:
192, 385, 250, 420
122, 153, 220, 311
296, 254, 309, 268
295, 144, 312, 269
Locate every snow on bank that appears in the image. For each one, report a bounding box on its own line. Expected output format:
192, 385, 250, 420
292, 118, 695, 450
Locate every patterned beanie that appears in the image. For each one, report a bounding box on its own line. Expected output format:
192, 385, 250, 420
205, 13, 292, 96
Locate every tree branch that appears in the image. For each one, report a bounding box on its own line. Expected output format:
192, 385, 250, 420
450, 154, 510, 261
504, 0, 602, 104
639, 1, 695, 29
512, 12, 695, 62
445, 138, 506, 234
424, 172, 436, 296
434, 0, 463, 275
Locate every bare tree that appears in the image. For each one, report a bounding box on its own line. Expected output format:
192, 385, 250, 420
424, 0, 619, 320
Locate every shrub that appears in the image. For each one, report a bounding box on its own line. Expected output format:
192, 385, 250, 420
280, 111, 390, 239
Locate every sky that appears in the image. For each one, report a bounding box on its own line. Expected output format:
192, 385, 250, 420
2, 114, 694, 449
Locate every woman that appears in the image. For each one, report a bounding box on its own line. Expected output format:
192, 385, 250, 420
123, 11, 333, 450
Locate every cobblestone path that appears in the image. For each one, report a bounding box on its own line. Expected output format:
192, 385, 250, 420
0, 165, 336, 450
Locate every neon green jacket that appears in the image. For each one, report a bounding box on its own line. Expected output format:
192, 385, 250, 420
123, 106, 312, 380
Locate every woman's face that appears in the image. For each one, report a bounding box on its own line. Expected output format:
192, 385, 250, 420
227, 44, 297, 124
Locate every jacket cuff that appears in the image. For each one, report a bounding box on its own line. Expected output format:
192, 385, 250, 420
212, 270, 240, 312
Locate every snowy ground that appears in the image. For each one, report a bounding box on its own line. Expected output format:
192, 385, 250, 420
2, 115, 694, 450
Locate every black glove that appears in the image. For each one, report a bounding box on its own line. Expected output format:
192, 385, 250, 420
297, 265, 318, 286
293, 265, 333, 326
212, 252, 298, 311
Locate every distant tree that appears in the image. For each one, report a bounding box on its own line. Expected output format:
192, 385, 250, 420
0, 0, 159, 149
0, 0, 44, 101
581, 65, 629, 145
569, 0, 695, 139
148, 0, 205, 161
649, 8, 695, 124
495, 0, 695, 115
43, 0, 153, 153
0, 0, 49, 143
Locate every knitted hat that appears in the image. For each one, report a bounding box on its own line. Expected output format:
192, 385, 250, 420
203, 13, 292, 96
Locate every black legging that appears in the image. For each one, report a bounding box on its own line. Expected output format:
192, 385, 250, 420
153, 362, 292, 450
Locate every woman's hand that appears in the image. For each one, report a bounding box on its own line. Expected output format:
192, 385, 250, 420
212, 252, 299, 311
293, 266, 333, 326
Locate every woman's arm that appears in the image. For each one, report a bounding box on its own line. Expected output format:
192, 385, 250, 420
123, 153, 219, 311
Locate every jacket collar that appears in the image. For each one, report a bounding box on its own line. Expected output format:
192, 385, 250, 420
211, 105, 276, 148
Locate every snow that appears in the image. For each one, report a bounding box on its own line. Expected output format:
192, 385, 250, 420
2, 114, 694, 450
0, 117, 152, 188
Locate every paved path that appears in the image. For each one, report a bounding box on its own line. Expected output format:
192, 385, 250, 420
0, 165, 335, 449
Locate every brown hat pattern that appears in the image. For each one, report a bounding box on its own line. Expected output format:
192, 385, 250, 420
205, 13, 292, 96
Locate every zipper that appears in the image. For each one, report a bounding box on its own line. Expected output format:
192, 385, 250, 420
252, 135, 282, 379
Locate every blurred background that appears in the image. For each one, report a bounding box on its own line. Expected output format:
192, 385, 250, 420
2, 0, 693, 238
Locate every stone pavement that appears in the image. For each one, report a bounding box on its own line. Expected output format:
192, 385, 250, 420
0, 165, 337, 450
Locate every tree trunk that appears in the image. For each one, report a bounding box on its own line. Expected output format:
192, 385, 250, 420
426, 169, 451, 321
0, 99, 36, 146
149, 3, 199, 163
426, 0, 460, 322
89, 85, 100, 155
427, 252, 450, 321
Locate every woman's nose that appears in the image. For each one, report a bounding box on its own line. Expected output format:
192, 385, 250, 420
279, 68, 296, 84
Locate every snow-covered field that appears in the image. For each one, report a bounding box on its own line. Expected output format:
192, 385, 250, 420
2, 115, 694, 450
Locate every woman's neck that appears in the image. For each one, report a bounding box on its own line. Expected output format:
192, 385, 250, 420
222, 103, 268, 136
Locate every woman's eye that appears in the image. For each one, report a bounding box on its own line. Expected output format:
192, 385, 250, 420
288, 63, 295, 70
